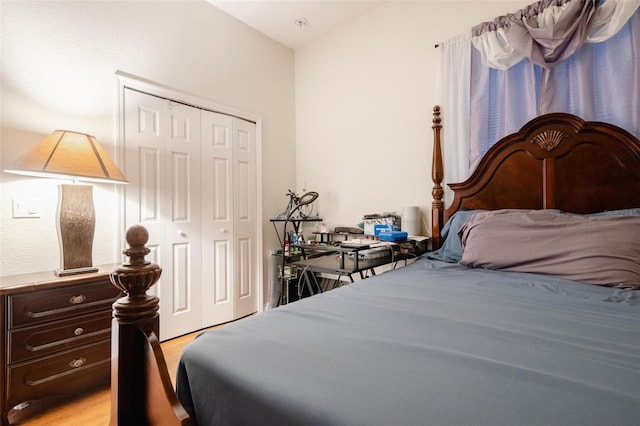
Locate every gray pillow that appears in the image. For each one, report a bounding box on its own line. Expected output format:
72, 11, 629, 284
427, 210, 485, 263
459, 209, 640, 289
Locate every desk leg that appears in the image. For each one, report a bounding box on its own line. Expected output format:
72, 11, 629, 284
282, 221, 288, 305
301, 270, 322, 295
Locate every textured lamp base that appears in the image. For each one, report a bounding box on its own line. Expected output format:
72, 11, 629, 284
56, 184, 97, 276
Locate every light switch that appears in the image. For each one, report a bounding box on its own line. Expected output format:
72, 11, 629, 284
12, 198, 41, 218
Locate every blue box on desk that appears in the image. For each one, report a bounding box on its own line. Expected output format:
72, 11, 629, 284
373, 224, 392, 236
378, 231, 408, 242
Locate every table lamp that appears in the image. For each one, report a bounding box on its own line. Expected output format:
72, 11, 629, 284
4, 130, 128, 276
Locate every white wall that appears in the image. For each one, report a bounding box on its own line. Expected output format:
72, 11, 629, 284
295, 1, 530, 235
0, 1, 296, 278
0, 0, 534, 281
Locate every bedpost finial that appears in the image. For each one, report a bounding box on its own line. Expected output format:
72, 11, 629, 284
126, 224, 149, 247
432, 105, 441, 127
110, 225, 162, 322
124, 224, 151, 266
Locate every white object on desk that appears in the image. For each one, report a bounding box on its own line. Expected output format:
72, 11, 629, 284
341, 239, 372, 248
402, 206, 420, 235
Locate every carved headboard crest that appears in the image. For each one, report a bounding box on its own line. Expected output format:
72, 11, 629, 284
531, 129, 569, 152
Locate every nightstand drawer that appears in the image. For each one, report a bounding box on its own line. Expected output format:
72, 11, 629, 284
9, 311, 112, 364
7, 340, 111, 407
9, 281, 120, 328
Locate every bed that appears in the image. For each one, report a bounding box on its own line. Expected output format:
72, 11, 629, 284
109, 107, 640, 426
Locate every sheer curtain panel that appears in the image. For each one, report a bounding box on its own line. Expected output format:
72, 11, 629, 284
439, 33, 471, 206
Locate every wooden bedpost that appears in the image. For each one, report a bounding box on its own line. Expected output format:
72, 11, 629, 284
431, 105, 444, 250
110, 225, 190, 426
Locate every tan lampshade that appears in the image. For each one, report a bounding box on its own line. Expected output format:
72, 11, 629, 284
4, 130, 128, 184
3, 130, 127, 276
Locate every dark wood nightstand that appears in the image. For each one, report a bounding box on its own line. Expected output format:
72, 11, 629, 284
0, 265, 121, 425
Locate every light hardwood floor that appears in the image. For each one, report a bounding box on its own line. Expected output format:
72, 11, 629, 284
16, 327, 216, 426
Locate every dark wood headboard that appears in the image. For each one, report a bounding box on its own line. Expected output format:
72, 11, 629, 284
431, 106, 640, 250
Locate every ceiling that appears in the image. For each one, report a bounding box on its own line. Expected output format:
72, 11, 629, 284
207, 1, 387, 50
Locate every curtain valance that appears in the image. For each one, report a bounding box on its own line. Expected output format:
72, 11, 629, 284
472, 0, 640, 70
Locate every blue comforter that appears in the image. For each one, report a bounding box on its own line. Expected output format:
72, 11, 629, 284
176, 257, 640, 425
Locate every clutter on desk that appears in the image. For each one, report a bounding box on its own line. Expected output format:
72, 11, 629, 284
348, 246, 393, 260
362, 212, 401, 235
334, 226, 363, 234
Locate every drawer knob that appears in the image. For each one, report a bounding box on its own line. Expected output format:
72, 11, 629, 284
69, 357, 86, 368
74, 327, 84, 336
69, 295, 86, 305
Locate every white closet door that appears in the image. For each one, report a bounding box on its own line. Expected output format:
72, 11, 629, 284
123, 88, 203, 341
232, 117, 258, 318
201, 111, 235, 326
123, 89, 164, 293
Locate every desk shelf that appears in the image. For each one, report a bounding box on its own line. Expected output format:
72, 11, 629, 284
312, 231, 367, 243
293, 243, 400, 283
270, 218, 322, 249
270, 217, 322, 305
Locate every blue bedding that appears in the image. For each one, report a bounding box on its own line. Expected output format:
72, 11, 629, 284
176, 257, 640, 425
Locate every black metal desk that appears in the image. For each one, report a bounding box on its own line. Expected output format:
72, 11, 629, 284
291, 242, 399, 300
296, 244, 393, 277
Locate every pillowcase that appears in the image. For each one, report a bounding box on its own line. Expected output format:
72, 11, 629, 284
427, 210, 485, 263
459, 209, 640, 289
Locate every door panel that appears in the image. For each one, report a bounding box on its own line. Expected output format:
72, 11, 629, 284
162, 99, 202, 340
232, 118, 258, 318
201, 111, 234, 326
213, 158, 230, 221
171, 152, 190, 221
139, 147, 161, 223
124, 88, 202, 341
172, 242, 190, 313
237, 237, 251, 298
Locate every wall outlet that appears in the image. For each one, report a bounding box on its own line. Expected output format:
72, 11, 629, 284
12, 198, 41, 218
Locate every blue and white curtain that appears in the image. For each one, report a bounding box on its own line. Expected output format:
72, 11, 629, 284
439, 0, 640, 204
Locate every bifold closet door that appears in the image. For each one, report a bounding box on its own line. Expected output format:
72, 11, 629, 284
231, 117, 258, 319
201, 112, 258, 325
123, 88, 203, 341
200, 111, 234, 325
124, 88, 258, 340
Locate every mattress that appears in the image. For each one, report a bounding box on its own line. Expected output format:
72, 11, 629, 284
176, 257, 640, 425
